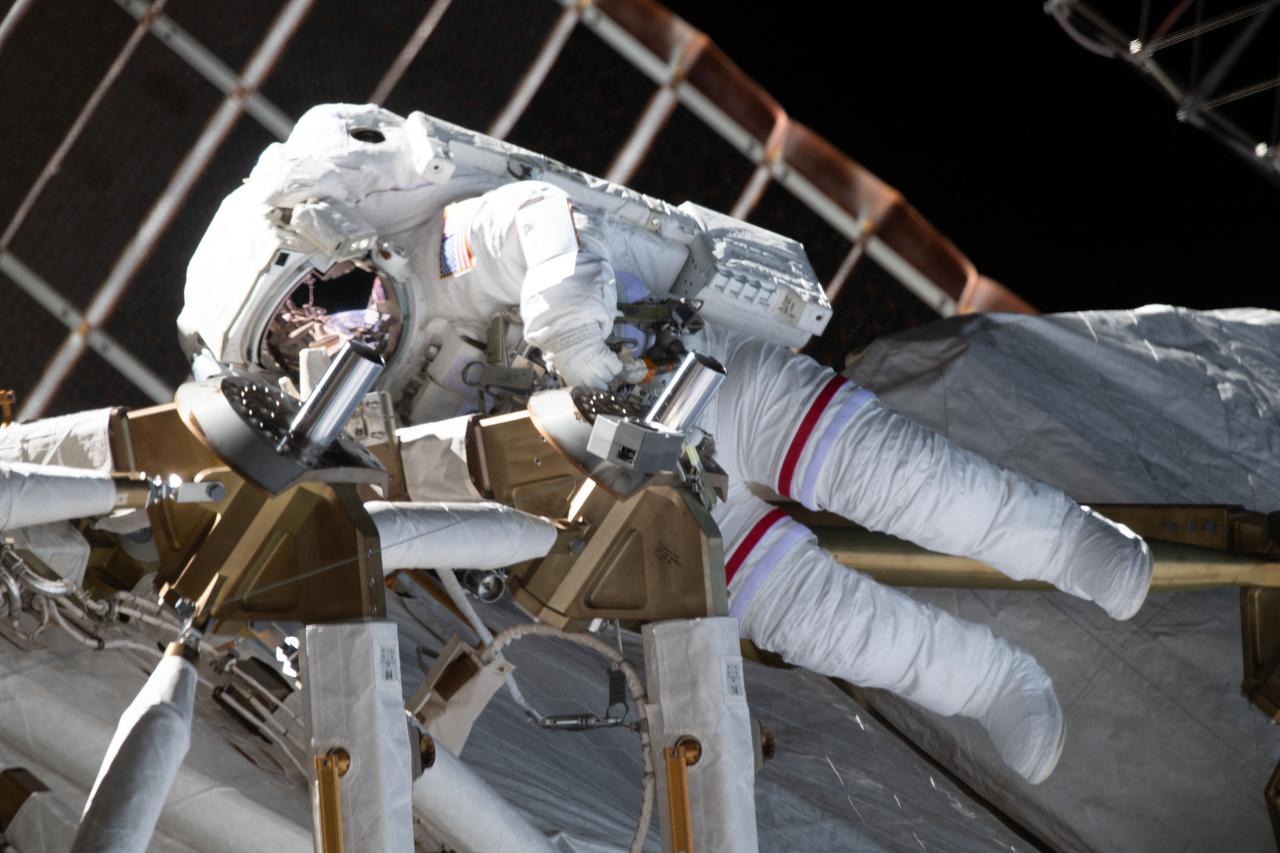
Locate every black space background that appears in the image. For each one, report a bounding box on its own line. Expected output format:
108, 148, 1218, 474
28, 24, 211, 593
664, 2, 1279, 313
3, 1, 1278, 417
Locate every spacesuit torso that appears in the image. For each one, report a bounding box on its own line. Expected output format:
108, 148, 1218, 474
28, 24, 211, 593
180, 104, 830, 426
399, 179, 687, 421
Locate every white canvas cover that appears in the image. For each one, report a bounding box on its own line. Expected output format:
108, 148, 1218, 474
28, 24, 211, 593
643, 617, 758, 852
844, 305, 1280, 851
0, 584, 1028, 853
0, 632, 313, 853
0, 408, 115, 472
848, 305, 1280, 512
6, 521, 91, 586
301, 621, 414, 851
386, 585, 1030, 852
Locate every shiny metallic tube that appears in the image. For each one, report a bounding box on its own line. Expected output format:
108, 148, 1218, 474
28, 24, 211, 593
286, 340, 383, 454
644, 351, 725, 433
461, 569, 506, 603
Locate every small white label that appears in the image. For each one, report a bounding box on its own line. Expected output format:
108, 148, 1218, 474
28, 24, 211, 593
379, 645, 399, 685
721, 656, 747, 702
778, 290, 803, 323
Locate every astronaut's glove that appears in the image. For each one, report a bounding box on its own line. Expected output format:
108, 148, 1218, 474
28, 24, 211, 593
616, 352, 652, 386
545, 334, 624, 390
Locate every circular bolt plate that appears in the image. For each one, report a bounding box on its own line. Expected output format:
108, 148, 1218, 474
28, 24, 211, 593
570, 387, 643, 424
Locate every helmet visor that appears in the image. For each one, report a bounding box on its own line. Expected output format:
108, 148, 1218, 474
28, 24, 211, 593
259, 260, 403, 380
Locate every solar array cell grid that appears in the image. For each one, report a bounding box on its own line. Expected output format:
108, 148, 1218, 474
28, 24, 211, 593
506, 23, 656, 176
0, 282, 69, 407
8, 34, 223, 308
0, 2, 134, 227
262, 0, 436, 119
806, 253, 939, 369
50, 331, 153, 414
165, 0, 288, 73
628, 104, 757, 213
384, 0, 564, 130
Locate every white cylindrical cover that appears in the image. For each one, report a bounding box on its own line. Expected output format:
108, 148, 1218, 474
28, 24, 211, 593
0, 651, 311, 853
643, 617, 758, 853
396, 416, 485, 503
0, 462, 118, 531
366, 500, 557, 571
71, 654, 197, 853
0, 408, 115, 470
412, 739, 556, 853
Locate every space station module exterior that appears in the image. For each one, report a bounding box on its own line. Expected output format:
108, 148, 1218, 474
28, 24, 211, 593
182, 104, 1152, 783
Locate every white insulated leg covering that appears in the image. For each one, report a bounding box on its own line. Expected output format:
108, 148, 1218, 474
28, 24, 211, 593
717, 487, 1013, 717
301, 621, 414, 853
0, 462, 118, 531
718, 488, 1065, 784
643, 617, 758, 853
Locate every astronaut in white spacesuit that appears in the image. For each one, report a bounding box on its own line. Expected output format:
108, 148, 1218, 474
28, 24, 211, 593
181, 104, 1152, 785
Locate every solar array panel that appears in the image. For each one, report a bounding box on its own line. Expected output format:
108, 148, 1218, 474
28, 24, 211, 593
0, 0, 961, 419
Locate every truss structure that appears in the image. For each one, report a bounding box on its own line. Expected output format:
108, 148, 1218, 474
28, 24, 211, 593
1048, 0, 1280, 182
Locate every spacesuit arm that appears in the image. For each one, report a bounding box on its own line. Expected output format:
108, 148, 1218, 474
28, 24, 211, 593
500, 183, 621, 389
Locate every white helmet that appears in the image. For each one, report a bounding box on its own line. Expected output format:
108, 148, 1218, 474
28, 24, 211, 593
178, 183, 409, 380
178, 103, 497, 392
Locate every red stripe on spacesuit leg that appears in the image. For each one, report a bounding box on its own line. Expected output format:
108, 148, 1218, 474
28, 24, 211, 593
725, 508, 788, 585
776, 375, 848, 498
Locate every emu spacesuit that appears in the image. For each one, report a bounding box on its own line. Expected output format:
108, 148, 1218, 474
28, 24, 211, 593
181, 104, 1152, 784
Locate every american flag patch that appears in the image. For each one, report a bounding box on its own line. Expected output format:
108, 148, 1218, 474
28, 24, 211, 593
439, 203, 476, 278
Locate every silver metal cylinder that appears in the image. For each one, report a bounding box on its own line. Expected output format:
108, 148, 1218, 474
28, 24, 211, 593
644, 351, 725, 433
461, 569, 506, 603
287, 340, 383, 453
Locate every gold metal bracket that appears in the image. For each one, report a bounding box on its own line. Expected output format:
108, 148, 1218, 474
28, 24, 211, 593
314, 747, 351, 853
155, 480, 386, 626
470, 408, 728, 629
1092, 504, 1279, 557
0, 767, 47, 832
0, 390, 14, 426
663, 737, 701, 853
1242, 587, 1280, 721
795, 503, 1280, 591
